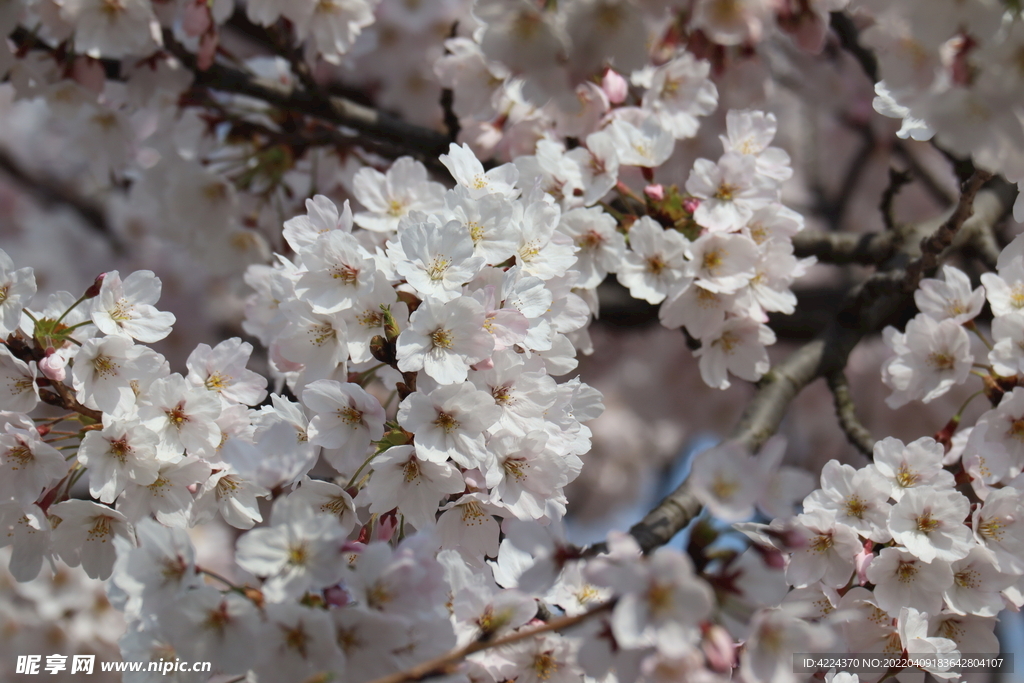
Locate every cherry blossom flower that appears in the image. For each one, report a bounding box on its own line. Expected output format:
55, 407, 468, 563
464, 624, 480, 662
785, 510, 861, 588
235, 496, 349, 601
803, 460, 893, 542
865, 547, 954, 617
296, 230, 376, 314
185, 337, 268, 406
943, 546, 1017, 616
0, 502, 51, 581
397, 381, 500, 468
77, 419, 161, 504
605, 116, 675, 168
0, 345, 38, 412
688, 440, 761, 521
283, 195, 353, 253
694, 316, 775, 390
304, 379, 385, 461
0, 248, 36, 337
90, 270, 176, 343
363, 445, 465, 529
915, 265, 986, 325
887, 487, 973, 563
0, 421, 68, 506
972, 486, 1024, 573
72, 335, 166, 414
617, 216, 690, 304
869, 436, 956, 501
191, 466, 269, 530
686, 153, 777, 233
389, 218, 486, 302
440, 143, 520, 200
138, 373, 222, 454
396, 297, 494, 385
50, 500, 134, 580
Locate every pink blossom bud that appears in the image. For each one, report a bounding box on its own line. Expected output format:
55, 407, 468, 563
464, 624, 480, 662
38, 349, 66, 382
197, 31, 219, 72
644, 184, 665, 201
341, 541, 366, 556
701, 624, 737, 672
683, 197, 701, 214
324, 585, 351, 607
84, 273, 105, 299
462, 469, 487, 491
602, 69, 628, 104
70, 57, 106, 95
182, 0, 212, 37
855, 540, 874, 585
376, 512, 398, 542
470, 357, 494, 371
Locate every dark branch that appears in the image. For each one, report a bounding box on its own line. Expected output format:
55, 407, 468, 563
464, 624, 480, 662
826, 370, 874, 457
879, 167, 913, 231
0, 146, 123, 254
830, 11, 878, 82
162, 33, 452, 165
792, 230, 897, 265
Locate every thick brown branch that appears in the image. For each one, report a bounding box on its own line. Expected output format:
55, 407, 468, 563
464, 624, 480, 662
792, 230, 897, 265
826, 370, 874, 457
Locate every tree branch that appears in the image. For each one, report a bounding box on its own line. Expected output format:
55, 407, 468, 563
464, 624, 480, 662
162, 33, 452, 166
792, 230, 897, 265
830, 11, 878, 83
902, 170, 992, 292
364, 601, 614, 683
610, 181, 1009, 555
826, 370, 874, 457
0, 146, 123, 254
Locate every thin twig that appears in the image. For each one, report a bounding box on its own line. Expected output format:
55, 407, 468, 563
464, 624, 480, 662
902, 170, 992, 292
892, 141, 956, 207
879, 167, 913, 231
826, 370, 874, 456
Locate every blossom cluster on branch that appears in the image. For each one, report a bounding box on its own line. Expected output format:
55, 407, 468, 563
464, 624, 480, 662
4, 0, 1024, 682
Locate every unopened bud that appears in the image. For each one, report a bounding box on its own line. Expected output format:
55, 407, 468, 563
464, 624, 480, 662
602, 68, 628, 104
683, 197, 701, 214
84, 273, 106, 299
701, 624, 737, 673
380, 305, 400, 343
644, 183, 665, 201
38, 348, 67, 382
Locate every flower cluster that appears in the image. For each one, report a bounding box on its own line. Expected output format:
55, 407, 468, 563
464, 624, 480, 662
860, 0, 1024, 223
746, 433, 1016, 682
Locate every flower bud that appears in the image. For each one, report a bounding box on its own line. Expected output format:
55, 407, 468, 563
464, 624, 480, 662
644, 183, 665, 201
84, 273, 106, 299
38, 348, 67, 382
701, 624, 737, 672
602, 68, 628, 104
